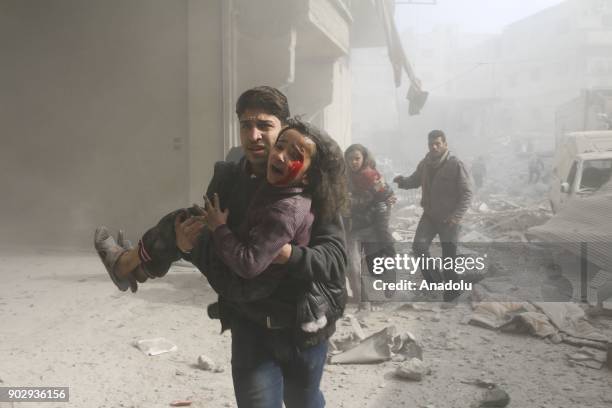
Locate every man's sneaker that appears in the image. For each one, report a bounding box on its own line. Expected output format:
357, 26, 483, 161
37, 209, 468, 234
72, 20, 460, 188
94, 226, 130, 292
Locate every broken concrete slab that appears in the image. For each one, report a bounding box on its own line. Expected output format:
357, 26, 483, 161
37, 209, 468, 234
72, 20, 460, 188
535, 302, 610, 343
394, 358, 430, 381
566, 347, 607, 370
133, 337, 177, 356
329, 331, 362, 353
347, 314, 366, 341
460, 378, 497, 389
390, 332, 423, 362
480, 386, 510, 407
330, 326, 394, 364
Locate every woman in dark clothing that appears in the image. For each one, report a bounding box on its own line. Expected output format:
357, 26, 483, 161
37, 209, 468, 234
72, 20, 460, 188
344, 144, 396, 308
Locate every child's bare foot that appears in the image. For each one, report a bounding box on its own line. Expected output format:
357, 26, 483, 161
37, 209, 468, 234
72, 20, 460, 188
94, 226, 131, 291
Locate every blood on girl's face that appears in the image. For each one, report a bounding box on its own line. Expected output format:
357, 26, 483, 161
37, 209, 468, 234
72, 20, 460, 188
266, 128, 316, 187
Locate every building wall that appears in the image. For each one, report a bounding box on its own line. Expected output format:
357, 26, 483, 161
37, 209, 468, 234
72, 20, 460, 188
402, 0, 612, 154
0, 0, 223, 247
187, 0, 224, 204
227, 0, 353, 149
475, 0, 612, 144
0, 0, 371, 249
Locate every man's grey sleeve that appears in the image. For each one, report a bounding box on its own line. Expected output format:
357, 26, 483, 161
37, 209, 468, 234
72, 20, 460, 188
396, 162, 423, 190
452, 161, 473, 221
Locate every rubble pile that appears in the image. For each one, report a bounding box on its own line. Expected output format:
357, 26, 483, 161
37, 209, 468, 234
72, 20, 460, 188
462, 194, 552, 242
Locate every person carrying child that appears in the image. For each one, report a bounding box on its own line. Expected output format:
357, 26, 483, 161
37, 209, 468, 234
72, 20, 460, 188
201, 118, 348, 333
94, 86, 347, 408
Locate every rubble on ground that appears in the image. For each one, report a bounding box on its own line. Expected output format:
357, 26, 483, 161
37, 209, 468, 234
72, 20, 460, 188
566, 347, 608, 369
479, 386, 510, 407
329, 320, 424, 365
394, 357, 430, 381
133, 337, 177, 356
197, 354, 224, 373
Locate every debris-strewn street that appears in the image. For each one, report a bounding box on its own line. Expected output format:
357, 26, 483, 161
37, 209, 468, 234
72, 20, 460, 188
1, 249, 611, 408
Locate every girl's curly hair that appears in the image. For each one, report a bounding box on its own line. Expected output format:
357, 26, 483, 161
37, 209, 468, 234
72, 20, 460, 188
344, 143, 376, 171
277, 118, 348, 223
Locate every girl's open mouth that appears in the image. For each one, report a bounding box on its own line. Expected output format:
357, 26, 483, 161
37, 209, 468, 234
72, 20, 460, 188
270, 163, 285, 175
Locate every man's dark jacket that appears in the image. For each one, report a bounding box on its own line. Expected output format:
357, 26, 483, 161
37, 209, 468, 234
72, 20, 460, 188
138, 159, 347, 347
395, 153, 472, 222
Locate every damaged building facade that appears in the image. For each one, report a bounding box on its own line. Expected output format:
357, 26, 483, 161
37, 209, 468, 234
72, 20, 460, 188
0, 0, 394, 247
379, 0, 612, 160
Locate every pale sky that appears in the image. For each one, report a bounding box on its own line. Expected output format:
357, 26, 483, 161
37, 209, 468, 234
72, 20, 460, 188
395, 0, 566, 34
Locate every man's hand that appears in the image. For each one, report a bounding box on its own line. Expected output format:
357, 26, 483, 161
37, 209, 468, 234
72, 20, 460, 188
204, 193, 229, 231
174, 210, 206, 253
272, 244, 292, 265
392, 175, 404, 185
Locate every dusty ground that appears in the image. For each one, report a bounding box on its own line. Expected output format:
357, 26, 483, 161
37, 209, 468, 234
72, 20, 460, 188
1, 249, 611, 408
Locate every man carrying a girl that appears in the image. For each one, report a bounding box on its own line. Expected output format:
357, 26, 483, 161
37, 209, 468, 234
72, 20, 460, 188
94, 86, 347, 408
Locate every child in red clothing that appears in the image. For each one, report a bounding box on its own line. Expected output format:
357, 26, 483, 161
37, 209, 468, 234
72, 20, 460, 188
344, 144, 396, 305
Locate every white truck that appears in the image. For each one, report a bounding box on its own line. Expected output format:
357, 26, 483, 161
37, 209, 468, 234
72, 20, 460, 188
549, 130, 612, 213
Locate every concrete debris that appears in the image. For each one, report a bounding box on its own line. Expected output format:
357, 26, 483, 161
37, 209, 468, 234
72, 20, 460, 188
329, 332, 362, 353
463, 197, 551, 242
390, 332, 423, 362
394, 204, 421, 218
549, 333, 563, 344
478, 203, 490, 213
330, 324, 427, 366
460, 378, 497, 389
170, 401, 192, 407
566, 347, 607, 370
479, 278, 519, 295
330, 327, 394, 364
561, 334, 609, 351
469, 298, 612, 350
391, 231, 404, 241
589, 269, 612, 310
535, 302, 610, 343
479, 386, 510, 407
462, 230, 492, 243
197, 355, 224, 373
394, 358, 430, 381
133, 338, 177, 356
347, 314, 366, 341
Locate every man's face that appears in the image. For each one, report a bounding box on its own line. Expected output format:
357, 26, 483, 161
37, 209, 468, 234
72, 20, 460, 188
239, 108, 283, 166
428, 136, 448, 158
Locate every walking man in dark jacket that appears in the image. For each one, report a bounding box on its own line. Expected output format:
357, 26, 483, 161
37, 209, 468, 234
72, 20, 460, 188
96, 86, 347, 408
393, 130, 472, 301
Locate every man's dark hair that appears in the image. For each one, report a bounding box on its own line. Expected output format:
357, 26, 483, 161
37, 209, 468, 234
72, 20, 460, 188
235, 86, 290, 124
277, 118, 348, 223
428, 129, 446, 143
